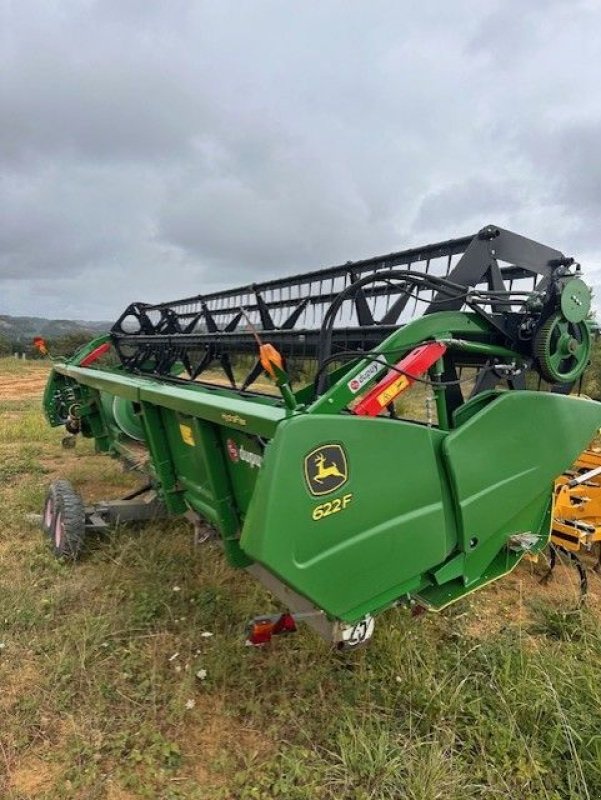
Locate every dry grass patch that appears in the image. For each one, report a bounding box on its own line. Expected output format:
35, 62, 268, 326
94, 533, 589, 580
8, 756, 63, 797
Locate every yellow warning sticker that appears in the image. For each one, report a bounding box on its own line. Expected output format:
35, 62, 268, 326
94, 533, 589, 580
179, 423, 195, 446
376, 375, 409, 407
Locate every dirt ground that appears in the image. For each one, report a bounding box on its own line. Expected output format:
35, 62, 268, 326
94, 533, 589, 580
1, 364, 50, 399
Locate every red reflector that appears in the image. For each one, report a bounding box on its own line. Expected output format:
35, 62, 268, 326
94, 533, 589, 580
246, 613, 298, 646
354, 341, 447, 417
273, 612, 297, 635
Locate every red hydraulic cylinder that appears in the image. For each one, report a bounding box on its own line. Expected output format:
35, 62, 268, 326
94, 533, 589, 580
78, 342, 112, 367
354, 341, 447, 417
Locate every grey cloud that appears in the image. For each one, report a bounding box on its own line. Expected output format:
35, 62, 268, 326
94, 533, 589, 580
1, 23, 204, 163
413, 178, 529, 236
528, 120, 601, 208
0, 162, 163, 279
2, 0, 601, 320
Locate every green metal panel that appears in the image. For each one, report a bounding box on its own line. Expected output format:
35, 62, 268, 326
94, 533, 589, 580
51, 364, 287, 437
219, 430, 264, 518
53, 364, 142, 401
451, 390, 501, 428
152, 409, 250, 567
138, 402, 187, 515
416, 542, 530, 610
240, 414, 457, 621
161, 413, 211, 501
442, 392, 601, 584
138, 383, 285, 438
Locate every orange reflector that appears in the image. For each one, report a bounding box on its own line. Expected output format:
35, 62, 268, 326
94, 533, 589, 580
33, 336, 49, 356
259, 343, 283, 379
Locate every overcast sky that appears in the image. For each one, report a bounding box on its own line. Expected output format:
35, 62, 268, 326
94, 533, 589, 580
2, 0, 601, 321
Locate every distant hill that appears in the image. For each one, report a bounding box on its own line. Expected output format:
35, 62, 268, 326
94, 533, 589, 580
0, 315, 110, 345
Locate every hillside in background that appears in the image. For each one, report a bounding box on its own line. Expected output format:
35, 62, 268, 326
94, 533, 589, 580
0, 314, 110, 342
0, 314, 110, 347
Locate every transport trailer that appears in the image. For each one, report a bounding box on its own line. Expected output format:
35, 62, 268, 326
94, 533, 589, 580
40, 225, 601, 648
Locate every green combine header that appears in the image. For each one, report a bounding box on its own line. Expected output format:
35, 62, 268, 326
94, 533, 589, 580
41, 225, 601, 647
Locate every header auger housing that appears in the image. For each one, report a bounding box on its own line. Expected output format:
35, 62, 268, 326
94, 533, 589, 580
42, 225, 600, 647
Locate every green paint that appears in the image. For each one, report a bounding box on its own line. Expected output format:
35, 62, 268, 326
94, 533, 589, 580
241, 392, 601, 621
41, 308, 601, 629
241, 414, 457, 621
442, 391, 601, 585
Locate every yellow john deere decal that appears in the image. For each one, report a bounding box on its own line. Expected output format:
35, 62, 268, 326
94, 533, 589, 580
179, 423, 195, 446
304, 444, 349, 497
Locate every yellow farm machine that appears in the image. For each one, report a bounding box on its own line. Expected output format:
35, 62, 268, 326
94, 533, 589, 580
549, 449, 601, 598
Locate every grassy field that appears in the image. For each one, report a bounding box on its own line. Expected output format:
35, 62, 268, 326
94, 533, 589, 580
2, 358, 601, 799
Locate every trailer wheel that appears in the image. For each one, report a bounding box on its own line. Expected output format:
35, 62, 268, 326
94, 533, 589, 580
42, 485, 57, 537
43, 480, 86, 560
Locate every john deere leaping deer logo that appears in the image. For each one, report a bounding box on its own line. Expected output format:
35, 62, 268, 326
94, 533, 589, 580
304, 444, 348, 496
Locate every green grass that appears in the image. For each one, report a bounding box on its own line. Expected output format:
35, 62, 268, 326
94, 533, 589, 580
2, 362, 601, 798
0, 402, 60, 446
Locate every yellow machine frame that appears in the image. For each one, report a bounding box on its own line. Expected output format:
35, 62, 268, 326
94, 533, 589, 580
553, 449, 601, 555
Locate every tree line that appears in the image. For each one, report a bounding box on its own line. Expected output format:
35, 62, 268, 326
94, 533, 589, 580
0, 331, 95, 359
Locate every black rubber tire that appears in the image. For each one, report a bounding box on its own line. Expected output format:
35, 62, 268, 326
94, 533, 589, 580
42, 480, 86, 560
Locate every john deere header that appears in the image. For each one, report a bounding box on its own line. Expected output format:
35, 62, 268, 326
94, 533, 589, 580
41, 225, 601, 647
